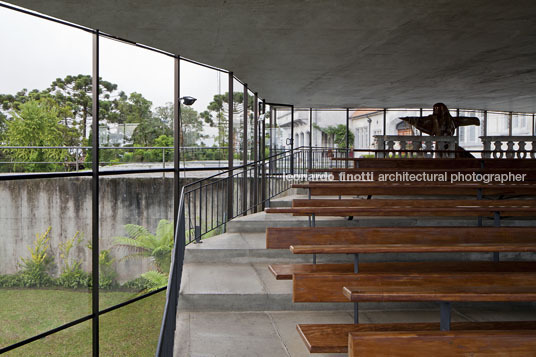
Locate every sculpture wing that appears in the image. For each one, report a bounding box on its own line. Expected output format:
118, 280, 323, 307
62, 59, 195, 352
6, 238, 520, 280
399, 116, 435, 136
453, 116, 480, 128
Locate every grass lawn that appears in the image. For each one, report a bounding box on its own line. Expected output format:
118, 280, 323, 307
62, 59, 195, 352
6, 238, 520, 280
1, 288, 165, 356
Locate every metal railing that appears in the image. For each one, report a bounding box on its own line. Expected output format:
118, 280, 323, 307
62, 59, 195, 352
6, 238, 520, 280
0, 146, 229, 172
155, 147, 303, 354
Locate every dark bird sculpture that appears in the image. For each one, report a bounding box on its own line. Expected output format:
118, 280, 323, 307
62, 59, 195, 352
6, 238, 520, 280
400, 103, 480, 136
399, 103, 480, 158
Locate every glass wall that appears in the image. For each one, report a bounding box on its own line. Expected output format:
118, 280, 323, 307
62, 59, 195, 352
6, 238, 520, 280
0, 7, 93, 354
0, 6, 91, 174
180, 60, 228, 168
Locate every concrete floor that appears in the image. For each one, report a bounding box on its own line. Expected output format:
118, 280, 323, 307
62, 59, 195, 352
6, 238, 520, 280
174, 307, 536, 357
173, 193, 536, 356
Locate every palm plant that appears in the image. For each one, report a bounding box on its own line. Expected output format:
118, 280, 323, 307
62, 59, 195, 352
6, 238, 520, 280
113, 219, 174, 274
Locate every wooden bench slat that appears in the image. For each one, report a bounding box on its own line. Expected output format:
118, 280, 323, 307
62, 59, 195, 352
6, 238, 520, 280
293, 273, 536, 303
330, 158, 536, 169
298, 321, 536, 353
292, 199, 536, 208
341, 273, 536, 303
308, 168, 536, 181
348, 330, 536, 356
290, 243, 536, 254
270, 262, 536, 280
266, 206, 536, 217
266, 227, 536, 249
292, 182, 536, 196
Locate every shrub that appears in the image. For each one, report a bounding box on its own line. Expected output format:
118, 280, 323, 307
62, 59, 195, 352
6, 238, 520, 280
57, 266, 90, 289
57, 232, 90, 289
0, 274, 24, 287
99, 249, 118, 289
19, 227, 55, 287
141, 271, 168, 292
113, 220, 174, 273
122, 276, 150, 291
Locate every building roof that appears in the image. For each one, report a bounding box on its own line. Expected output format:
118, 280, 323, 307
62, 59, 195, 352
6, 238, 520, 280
7, 1, 536, 112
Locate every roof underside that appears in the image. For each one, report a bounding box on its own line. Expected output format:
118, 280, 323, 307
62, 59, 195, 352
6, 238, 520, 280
6, 0, 536, 112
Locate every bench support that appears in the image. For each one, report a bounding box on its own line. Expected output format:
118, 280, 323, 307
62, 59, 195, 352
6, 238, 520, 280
313, 253, 316, 265
354, 253, 359, 273
354, 302, 359, 324
494, 211, 501, 262
440, 302, 451, 331
477, 188, 483, 226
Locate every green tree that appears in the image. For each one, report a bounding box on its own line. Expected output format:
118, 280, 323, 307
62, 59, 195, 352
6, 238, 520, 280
314, 123, 355, 148
3, 99, 73, 172
154, 103, 206, 146
131, 115, 172, 147
114, 92, 152, 124
201, 92, 254, 147
113, 219, 174, 274
48, 74, 119, 140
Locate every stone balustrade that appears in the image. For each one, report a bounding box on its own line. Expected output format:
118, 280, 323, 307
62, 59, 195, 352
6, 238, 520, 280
374, 135, 457, 158
481, 136, 536, 159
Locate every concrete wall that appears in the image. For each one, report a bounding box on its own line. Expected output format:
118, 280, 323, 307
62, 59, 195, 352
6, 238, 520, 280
0, 176, 197, 282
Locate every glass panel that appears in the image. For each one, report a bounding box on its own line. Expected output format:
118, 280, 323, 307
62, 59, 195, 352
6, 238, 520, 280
180, 60, 228, 169
0, 7, 92, 352
4, 321, 92, 356
99, 290, 165, 355
232, 79, 244, 165
99, 38, 173, 311
487, 111, 510, 136
99, 36, 174, 170
0, 178, 92, 349
0, 7, 91, 174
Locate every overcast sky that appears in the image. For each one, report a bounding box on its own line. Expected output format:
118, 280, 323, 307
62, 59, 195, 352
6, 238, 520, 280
0, 5, 226, 116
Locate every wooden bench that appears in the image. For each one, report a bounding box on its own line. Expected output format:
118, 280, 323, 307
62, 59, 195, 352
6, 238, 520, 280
297, 321, 536, 353
307, 168, 536, 181
291, 198, 536, 208
266, 204, 536, 217
293, 272, 536, 303
266, 226, 536, 249
292, 182, 536, 196
348, 330, 536, 356
270, 261, 536, 280
330, 157, 536, 169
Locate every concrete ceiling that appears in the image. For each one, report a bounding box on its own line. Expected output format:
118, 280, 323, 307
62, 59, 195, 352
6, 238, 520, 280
6, 0, 536, 112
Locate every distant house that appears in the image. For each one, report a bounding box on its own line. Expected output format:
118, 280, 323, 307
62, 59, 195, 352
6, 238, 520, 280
99, 123, 138, 146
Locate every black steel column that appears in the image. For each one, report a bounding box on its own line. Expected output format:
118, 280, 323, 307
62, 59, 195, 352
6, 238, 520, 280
173, 56, 181, 225
509, 111, 513, 136
383, 108, 387, 135
242, 84, 248, 216
91, 29, 100, 357
290, 105, 294, 174
309, 108, 313, 170
227, 73, 234, 220
253, 93, 259, 213
456, 108, 460, 148
261, 100, 266, 210
346, 108, 350, 168
484, 110, 488, 136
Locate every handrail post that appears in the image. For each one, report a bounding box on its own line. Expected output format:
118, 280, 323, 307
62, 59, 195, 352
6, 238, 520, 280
242, 84, 248, 216
253, 93, 259, 213
290, 105, 294, 174
227, 72, 234, 220
261, 100, 267, 210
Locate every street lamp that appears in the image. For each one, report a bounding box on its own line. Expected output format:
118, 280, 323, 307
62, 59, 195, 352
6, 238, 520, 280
179, 96, 197, 106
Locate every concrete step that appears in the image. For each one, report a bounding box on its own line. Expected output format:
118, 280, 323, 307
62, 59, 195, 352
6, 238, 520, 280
174, 307, 536, 357
226, 210, 532, 233
178, 262, 438, 312
185, 232, 352, 264
186, 232, 536, 264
